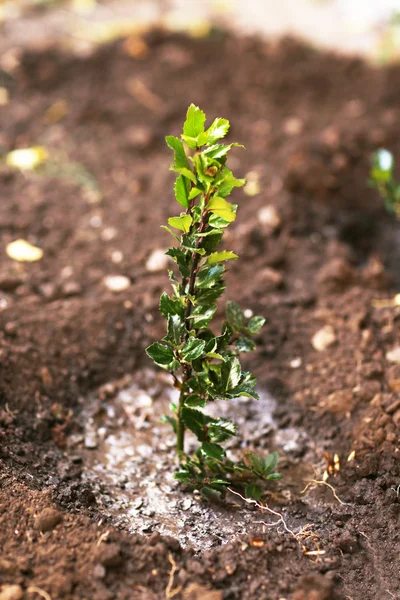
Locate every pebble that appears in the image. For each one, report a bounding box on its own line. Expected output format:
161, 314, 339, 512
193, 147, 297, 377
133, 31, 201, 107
312, 325, 336, 352
61, 281, 82, 297
183, 584, 223, 600
6, 239, 43, 262
393, 409, 400, 428
0, 273, 23, 292
145, 249, 169, 272
93, 564, 106, 579
125, 126, 153, 150
283, 116, 303, 136
103, 275, 130, 293
84, 431, 99, 449
38, 282, 58, 300
259, 267, 283, 289
95, 542, 122, 568
0, 585, 23, 600
386, 347, 400, 364
182, 498, 192, 511
257, 205, 281, 231
317, 258, 354, 290
34, 507, 63, 532
324, 390, 353, 414
290, 357, 302, 369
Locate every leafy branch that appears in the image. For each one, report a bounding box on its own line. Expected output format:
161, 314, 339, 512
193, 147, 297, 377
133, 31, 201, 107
146, 105, 281, 501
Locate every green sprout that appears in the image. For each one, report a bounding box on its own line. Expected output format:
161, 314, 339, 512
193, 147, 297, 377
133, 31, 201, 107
370, 148, 400, 218
146, 105, 281, 501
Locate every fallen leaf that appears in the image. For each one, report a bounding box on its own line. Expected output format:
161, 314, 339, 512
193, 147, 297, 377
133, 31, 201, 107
6, 146, 48, 170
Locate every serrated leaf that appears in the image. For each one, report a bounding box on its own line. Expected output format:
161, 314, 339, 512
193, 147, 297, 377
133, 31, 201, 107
189, 187, 202, 200
168, 214, 193, 233
197, 264, 224, 289
174, 174, 190, 208
207, 251, 238, 264
201, 442, 225, 460
236, 337, 256, 353
203, 143, 243, 160
166, 135, 190, 170
165, 314, 186, 345
159, 292, 184, 319
226, 300, 245, 330
204, 117, 230, 144
173, 166, 197, 184
208, 418, 237, 442
216, 167, 246, 198
182, 338, 206, 361
221, 357, 242, 391
185, 394, 206, 408
207, 196, 236, 223
145, 342, 174, 369
165, 247, 190, 278
183, 104, 206, 142
181, 407, 210, 440
160, 225, 180, 241
245, 483, 263, 501
188, 305, 217, 329
244, 451, 264, 474
248, 315, 266, 334
262, 452, 279, 475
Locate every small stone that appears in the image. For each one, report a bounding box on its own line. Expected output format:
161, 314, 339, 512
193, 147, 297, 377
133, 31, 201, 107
386, 347, 400, 364
259, 267, 283, 289
0, 273, 23, 292
312, 325, 336, 352
61, 281, 82, 297
361, 257, 390, 289
103, 275, 130, 293
100, 227, 117, 241
146, 249, 169, 272
393, 409, 400, 428
0, 585, 23, 600
38, 282, 58, 300
95, 543, 122, 568
283, 116, 303, 136
34, 507, 63, 532
183, 583, 223, 600
93, 564, 106, 579
257, 205, 281, 231
324, 390, 353, 414
182, 498, 192, 511
6, 239, 43, 262
317, 258, 354, 290
84, 431, 98, 449
290, 357, 302, 369
125, 126, 153, 150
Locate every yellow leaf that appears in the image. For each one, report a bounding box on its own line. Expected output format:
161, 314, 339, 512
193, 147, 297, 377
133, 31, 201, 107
207, 196, 236, 222
45, 100, 68, 123
6, 239, 43, 262
6, 146, 48, 171
0, 87, 9, 107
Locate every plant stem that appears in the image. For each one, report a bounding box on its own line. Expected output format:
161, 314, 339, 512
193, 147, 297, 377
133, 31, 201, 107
176, 388, 186, 454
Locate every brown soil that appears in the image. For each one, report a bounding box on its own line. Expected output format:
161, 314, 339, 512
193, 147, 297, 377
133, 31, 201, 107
0, 30, 400, 600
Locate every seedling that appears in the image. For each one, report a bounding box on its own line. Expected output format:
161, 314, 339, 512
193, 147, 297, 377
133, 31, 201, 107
146, 105, 281, 501
370, 148, 400, 218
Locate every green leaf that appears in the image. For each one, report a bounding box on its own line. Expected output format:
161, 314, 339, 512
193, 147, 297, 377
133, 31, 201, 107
245, 483, 263, 501
173, 166, 197, 184
236, 337, 256, 353
248, 316, 265, 334
221, 357, 241, 391
188, 305, 217, 329
208, 418, 237, 442
203, 143, 243, 160
266, 472, 283, 481
160, 415, 177, 434
207, 196, 236, 223
166, 314, 186, 345
160, 225, 180, 242
181, 407, 210, 440
159, 292, 184, 319
226, 300, 245, 330
262, 452, 279, 475
165, 248, 190, 278
201, 442, 225, 460
371, 149, 393, 183
183, 104, 206, 144
145, 342, 174, 369
207, 251, 238, 264
201, 486, 223, 502
204, 117, 230, 144
244, 451, 264, 474
174, 175, 190, 208
166, 135, 190, 170
168, 214, 193, 233
182, 338, 206, 362
197, 264, 224, 289
185, 394, 206, 408
216, 167, 245, 198
189, 187, 202, 200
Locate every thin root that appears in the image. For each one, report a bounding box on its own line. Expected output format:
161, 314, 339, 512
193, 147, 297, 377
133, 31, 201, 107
165, 552, 182, 599
27, 587, 52, 600
300, 480, 351, 506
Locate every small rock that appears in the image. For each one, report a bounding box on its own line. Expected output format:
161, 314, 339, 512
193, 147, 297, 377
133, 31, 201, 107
312, 325, 336, 352
290, 357, 302, 369
95, 543, 122, 568
386, 347, 400, 364
61, 281, 82, 297
182, 498, 192, 511
259, 267, 283, 289
93, 564, 106, 579
283, 116, 303, 136
34, 507, 63, 532
183, 583, 223, 600
392, 409, 400, 428
0, 585, 23, 600
146, 249, 169, 272
387, 364, 400, 392
0, 273, 23, 292
317, 258, 354, 290
324, 390, 353, 414
257, 205, 281, 231
84, 431, 98, 449
103, 275, 130, 293
361, 256, 390, 289
38, 282, 58, 300
125, 126, 153, 150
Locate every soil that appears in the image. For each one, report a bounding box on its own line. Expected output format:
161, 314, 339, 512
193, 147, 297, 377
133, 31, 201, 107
0, 29, 400, 600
